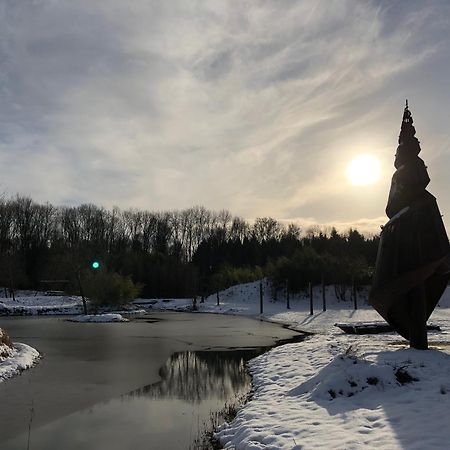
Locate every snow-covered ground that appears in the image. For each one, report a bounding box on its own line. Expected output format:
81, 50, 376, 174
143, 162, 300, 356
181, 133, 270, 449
0, 328, 39, 383
0, 291, 145, 317
69, 313, 129, 323
0, 294, 84, 315
133, 281, 450, 334
134, 281, 450, 449
216, 335, 450, 449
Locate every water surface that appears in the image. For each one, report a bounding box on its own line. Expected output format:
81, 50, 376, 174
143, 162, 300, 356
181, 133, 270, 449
0, 312, 301, 449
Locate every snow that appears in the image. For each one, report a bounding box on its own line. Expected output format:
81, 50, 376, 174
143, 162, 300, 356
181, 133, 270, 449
0, 292, 146, 317
135, 280, 450, 334
216, 336, 450, 450
0, 295, 84, 315
0, 342, 40, 383
136, 281, 450, 449
69, 313, 129, 323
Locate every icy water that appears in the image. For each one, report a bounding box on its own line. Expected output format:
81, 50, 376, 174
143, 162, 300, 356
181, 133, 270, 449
0, 312, 302, 449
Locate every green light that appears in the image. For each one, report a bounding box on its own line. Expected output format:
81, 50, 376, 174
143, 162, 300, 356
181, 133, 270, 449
92, 261, 100, 269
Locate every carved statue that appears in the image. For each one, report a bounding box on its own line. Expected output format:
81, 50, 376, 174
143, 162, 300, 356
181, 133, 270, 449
369, 101, 450, 349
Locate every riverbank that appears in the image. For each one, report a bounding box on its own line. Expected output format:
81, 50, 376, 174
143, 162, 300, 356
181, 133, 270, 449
0, 295, 124, 382
219, 285, 450, 449
0, 327, 39, 382
0, 294, 83, 315
0, 313, 297, 448
136, 281, 450, 449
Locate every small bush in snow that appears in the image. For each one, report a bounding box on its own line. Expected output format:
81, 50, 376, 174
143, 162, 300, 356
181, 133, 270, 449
84, 271, 142, 309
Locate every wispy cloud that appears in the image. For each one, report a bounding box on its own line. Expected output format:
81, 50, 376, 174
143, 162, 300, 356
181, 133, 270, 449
1, 0, 450, 229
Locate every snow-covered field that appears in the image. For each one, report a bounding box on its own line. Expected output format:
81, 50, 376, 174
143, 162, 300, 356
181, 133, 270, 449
216, 329, 450, 449
0, 294, 83, 315
133, 281, 450, 333
134, 281, 450, 449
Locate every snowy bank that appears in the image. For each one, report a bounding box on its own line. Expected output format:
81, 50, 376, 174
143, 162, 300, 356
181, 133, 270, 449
0, 295, 84, 316
216, 331, 450, 449
0, 334, 40, 383
206, 282, 450, 449
135, 280, 450, 335
1, 293, 145, 317
69, 313, 129, 323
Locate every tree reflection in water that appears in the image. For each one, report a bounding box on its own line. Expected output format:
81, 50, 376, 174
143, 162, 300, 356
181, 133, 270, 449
130, 349, 267, 403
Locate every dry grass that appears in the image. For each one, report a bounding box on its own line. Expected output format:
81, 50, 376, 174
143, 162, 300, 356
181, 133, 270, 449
0, 327, 13, 357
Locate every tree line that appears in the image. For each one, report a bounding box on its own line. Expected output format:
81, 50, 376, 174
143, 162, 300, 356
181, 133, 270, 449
0, 195, 379, 300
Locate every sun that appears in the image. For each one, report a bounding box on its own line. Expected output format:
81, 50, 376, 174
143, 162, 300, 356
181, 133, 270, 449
345, 154, 381, 186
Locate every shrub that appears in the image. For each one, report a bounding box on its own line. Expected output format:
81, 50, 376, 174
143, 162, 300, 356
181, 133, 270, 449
209, 265, 263, 293
267, 247, 371, 295
84, 270, 142, 308
267, 247, 323, 292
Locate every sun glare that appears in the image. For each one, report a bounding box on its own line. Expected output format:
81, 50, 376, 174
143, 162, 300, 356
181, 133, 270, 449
345, 154, 381, 186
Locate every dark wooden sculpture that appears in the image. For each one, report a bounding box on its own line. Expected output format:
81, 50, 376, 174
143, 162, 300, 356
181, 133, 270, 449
369, 101, 450, 349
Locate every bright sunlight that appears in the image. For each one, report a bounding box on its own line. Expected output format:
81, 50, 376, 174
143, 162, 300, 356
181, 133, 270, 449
345, 154, 381, 186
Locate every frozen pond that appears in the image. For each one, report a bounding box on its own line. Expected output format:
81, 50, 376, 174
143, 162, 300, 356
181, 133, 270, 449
0, 312, 302, 449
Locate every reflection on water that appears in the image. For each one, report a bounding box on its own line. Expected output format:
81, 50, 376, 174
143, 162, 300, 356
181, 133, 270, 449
3, 349, 265, 450
133, 349, 262, 403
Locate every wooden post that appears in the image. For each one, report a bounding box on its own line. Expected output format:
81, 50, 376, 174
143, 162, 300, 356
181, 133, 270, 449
76, 271, 88, 315
259, 282, 263, 314
286, 279, 290, 309
216, 291, 220, 306
309, 282, 313, 315
409, 283, 428, 350
8, 264, 15, 302
322, 274, 326, 312
352, 277, 357, 310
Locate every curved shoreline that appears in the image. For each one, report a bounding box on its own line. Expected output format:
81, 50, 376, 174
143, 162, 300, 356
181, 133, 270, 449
0, 311, 306, 448
0, 312, 298, 447
0, 343, 40, 383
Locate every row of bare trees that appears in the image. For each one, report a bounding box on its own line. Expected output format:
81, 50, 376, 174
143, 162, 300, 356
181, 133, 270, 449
0, 195, 379, 298
0, 197, 309, 261
0, 198, 192, 256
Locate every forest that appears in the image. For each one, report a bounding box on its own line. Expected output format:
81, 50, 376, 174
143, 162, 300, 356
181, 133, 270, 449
0, 196, 380, 300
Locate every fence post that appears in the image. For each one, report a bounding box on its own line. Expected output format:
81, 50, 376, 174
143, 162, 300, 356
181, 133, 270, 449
309, 282, 313, 315
352, 277, 357, 310
76, 270, 87, 315
321, 274, 326, 312
216, 291, 220, 306
286, 279, 290, 309
260, 282, 264, 314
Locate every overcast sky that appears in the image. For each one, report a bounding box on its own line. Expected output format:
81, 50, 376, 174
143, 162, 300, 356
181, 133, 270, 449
1, 0, 450, 234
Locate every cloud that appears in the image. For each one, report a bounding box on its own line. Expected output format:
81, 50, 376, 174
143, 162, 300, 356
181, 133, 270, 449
1, 0, 450, 231
278, 215, 387, 237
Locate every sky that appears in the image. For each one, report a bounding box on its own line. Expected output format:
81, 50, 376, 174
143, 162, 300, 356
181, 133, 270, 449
1, 0, 450, 234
